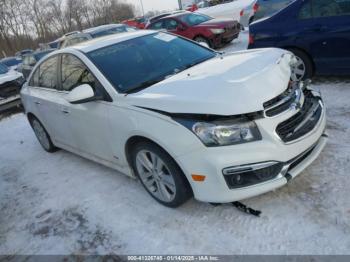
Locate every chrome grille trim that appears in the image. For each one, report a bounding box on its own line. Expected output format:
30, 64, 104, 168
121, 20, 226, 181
263, 82, 304, 118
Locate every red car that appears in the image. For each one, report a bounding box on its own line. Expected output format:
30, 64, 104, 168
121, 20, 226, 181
146, 12, 240, 49
123, 17, 146, 29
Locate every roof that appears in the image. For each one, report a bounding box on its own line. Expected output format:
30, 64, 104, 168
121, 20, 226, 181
68, 30, 156, 53
162, 11, 192, 19
150, 10, 186, 21
82, 24, 125, 34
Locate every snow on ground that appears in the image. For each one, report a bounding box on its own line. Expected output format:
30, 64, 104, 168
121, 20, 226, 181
1, 32, 350, 256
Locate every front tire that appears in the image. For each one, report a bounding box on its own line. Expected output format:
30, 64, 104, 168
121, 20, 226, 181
131, 141, 192, 207
194, 36, 211, 48
29, 117, 58, 153
288, 48, 313, 81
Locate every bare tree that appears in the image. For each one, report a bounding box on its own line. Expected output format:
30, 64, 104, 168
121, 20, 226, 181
0, 0, 135, 57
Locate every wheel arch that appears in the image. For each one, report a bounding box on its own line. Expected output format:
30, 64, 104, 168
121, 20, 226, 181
124, 135, 193, 193
27, 112, 38, 124
282, 46, 315, 75
193, 34, 212, 47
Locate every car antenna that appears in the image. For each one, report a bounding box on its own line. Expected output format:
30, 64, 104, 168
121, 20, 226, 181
210, 202, 262, 217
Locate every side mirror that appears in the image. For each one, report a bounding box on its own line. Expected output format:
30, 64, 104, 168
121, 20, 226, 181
66, 84, 98, 104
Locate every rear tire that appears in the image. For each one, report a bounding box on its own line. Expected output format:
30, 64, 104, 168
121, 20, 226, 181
29, 117, 58, 153
288, 48, 313, 81
131, 141, 192, 208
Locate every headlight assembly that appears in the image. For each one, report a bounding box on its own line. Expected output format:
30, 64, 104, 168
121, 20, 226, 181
176, 117, 262, 147
210, 28, 225, 34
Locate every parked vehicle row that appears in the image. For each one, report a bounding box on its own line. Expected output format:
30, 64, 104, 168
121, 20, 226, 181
60, 24, 138, 48
21, 30, 327, 207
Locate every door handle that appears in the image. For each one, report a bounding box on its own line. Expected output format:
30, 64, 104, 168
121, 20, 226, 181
34, 101, 41, 105
61, 109, 70, 114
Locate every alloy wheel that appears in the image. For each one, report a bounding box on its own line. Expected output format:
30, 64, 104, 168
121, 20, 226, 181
291, 55, 306, 81
135, 150, 176, 203
32, 119, 51, 151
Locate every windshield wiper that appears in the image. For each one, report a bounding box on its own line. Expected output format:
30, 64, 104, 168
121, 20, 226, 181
182, 56, 213, 71
124, 57, 214, 95
125, 77, 166, 94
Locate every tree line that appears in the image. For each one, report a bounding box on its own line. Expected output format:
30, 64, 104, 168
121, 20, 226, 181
0, 0, 135, 57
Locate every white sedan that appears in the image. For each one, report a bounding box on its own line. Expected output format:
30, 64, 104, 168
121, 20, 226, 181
196, 0, 257, 27
21, 30, 327, 207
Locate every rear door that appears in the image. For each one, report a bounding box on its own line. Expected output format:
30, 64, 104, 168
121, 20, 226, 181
296, 0, 350, 74
310, 0, 350, 73
28, 55, 78, 150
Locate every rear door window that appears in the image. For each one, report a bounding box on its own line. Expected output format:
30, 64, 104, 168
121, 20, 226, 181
313, 0, 343, 17
301, 0, 350, 18
298, 0, 312, 19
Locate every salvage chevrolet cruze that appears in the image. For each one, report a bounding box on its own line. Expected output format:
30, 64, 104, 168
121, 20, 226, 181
21, 31, 327, 207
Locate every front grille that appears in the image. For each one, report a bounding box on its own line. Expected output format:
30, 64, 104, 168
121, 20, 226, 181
263, 82, 299, 117
224, 163, 283, 189
276, 93, 322, 143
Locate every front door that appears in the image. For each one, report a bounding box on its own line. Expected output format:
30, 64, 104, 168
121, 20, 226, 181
59, 54, 115, 163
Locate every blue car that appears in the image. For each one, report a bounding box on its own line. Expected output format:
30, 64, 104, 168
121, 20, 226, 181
0, 56, 22, 71
248, 0, 350, 80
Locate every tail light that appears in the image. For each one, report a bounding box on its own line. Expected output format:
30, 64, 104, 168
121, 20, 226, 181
249, 34, 254, 45
253, 3, 259, 13
240, 9, 244, 17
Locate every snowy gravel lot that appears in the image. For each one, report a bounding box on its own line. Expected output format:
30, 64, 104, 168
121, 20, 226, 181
1, 32, 350, 255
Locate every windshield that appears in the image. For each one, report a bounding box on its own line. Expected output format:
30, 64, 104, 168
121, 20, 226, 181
178, 13, 212, 26
0, 63, 9, 74
88, 33, 216, 93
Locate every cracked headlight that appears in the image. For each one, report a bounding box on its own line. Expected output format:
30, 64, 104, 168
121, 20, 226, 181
176, 117, 262, 147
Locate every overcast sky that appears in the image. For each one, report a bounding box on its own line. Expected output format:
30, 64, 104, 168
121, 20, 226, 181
124, 0, 180, 14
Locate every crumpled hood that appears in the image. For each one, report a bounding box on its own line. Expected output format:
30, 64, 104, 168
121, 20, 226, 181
0, 70, 23, 86
127, 48, 294, 116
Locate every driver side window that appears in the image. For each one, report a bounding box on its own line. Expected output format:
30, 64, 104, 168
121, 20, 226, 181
150, 21, 164, 30
61, 54, 96, 92
165, 19, 179, 30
